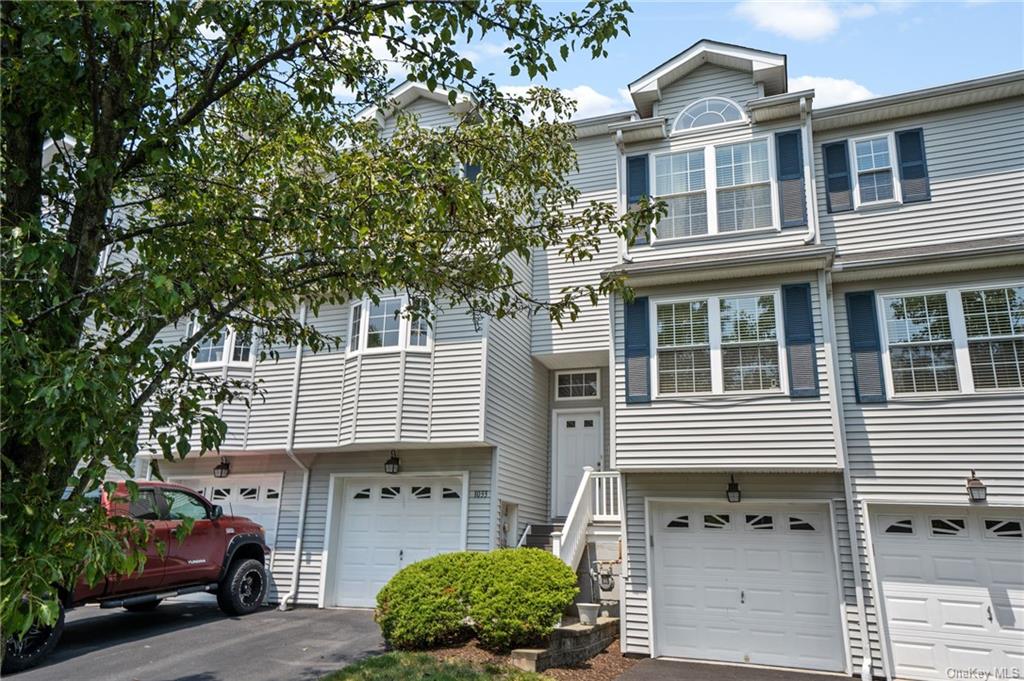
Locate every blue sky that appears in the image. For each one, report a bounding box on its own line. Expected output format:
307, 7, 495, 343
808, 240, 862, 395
464, 1, 1024, 117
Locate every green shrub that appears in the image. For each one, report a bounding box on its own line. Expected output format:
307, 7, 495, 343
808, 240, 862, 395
375, 551, 482, 650
466, 548, 579, 652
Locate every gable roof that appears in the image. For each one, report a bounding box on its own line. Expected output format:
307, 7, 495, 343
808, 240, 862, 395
356, 81, 474, 124
628, 39, 788, 117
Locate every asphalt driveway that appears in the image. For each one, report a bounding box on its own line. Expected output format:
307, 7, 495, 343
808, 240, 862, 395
16, 595, 384, 681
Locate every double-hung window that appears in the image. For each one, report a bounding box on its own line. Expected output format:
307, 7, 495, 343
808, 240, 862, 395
348, 295, 431, 353
653, 291, 784, 396
880, 283, 1023, 395
720, 294, 781, 391
656, 300, 711, 393
716, 140, 772, 232
654, 150, 707, 238
852, 134, 897, 205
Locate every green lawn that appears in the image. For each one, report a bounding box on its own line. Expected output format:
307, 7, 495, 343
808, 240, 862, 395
321, 652, 545, 681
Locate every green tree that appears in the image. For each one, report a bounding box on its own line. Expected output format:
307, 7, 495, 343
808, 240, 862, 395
1, 0, 658, 640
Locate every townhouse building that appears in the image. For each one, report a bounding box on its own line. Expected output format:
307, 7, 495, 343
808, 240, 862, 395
135, 40, 1024, 681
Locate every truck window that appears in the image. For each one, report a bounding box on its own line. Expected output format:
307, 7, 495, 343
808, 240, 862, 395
129, 490, 161, 520
160, 490, 209, 521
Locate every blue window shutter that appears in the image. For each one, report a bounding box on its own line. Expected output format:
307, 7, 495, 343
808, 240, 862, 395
845, 291, 886, 403
782, 283, 819, 397
464, 162, 482, 182
624, 296, 651, 403
775, 131, 807, 227
895, 128, 930, 202
626, 154, 650, 245
822, 141, 853, 213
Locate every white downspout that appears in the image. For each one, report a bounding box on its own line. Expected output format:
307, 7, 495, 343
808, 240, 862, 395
279, 302, 310, 611
821, 271, 872, 681
800, 96, 819, 245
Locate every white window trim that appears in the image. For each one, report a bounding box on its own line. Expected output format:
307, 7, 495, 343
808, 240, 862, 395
346, 294, 433, 357
849, 131, 902, 210
875, 280, 1024, 399
670, 96, 748, 136
187, 320, 255, 370
649, 135, 780, 245
649, 288, 787, 398
553, 369, 601, 402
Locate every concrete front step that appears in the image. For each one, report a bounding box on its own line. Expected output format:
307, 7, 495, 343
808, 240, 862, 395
509, 616, 619, 673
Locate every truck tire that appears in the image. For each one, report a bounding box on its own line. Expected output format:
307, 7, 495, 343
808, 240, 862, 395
217, 558, 266, 616
2, 603, 65, 674
123, 599, 161, 612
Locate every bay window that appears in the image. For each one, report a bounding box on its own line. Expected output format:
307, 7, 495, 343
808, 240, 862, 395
186, 319, 253, 367
348, 295, 431, 353
653, 291, 784, 396
880, 283, 1023, 395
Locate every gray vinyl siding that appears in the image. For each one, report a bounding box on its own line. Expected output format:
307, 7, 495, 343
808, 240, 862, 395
380, 96, 457, 137
622, 117, 810, 263
531, 132, 620, 357
485, 293, 551, 533
613, 274, 840, 469
155, 448, 493, 606
833, 267, 1024, 677
816, 98, 1024, 255
619, 471, 848, 657
653, 63, 763, 125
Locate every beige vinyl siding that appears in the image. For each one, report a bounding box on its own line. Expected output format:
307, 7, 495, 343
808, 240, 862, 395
653, 63, 763, 125
532, 133, 620, 357
816, 98, 1024, 255
613, 274, 840, 469
155, 448, 492, 605
620, 471, 848, 657
623, 117, 809, 263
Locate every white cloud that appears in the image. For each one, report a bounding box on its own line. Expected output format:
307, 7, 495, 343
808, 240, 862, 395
790, 75, 876, 107
499, 85, 633, 121
735, 1, 840, 40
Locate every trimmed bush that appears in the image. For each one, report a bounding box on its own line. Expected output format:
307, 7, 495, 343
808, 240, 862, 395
466, 548, 579, 652
375, 551, 483, 650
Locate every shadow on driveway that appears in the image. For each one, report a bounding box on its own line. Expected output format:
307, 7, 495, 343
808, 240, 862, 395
16, 596, 384, 681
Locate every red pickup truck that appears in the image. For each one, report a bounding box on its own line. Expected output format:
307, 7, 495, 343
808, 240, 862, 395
3, 481, 271, 674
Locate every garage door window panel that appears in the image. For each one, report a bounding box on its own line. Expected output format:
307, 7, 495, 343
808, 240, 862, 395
882, 517, 915, 535
704, 513, 731, 529
929, 518, 967, 537
746, 514, 774, 531
984, 519, 1023, 538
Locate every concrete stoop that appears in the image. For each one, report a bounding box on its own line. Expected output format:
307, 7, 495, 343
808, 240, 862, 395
509, 616, 619, 672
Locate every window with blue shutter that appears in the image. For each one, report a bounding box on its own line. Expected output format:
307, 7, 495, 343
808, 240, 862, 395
822, 141, 853, 213
624, 296, 651, 403
895, 128, 930, 202
626, 154, 650, 245
782, 283, 819, 397
845, 291, 886, 403
775, 131, 807, 227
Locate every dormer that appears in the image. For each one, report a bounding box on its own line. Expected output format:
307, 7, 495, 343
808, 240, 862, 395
628, 40, 787, 119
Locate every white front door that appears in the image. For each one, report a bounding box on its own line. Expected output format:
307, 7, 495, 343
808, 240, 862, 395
651, 502, 845, 672
873, 506, 1024, 681
171, 474, 283, 547
332, 477, 464, 608
553, 410, 602, 517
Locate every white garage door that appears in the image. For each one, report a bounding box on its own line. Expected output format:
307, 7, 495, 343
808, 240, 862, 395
170, 474, 283, 547
332, 477, 465, 608
873, 507, 1024, 681
651, 502, 845, 672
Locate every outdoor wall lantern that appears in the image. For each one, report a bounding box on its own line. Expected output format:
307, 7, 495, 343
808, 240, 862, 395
213, 457, 231, 479
384, 450, 401, 475
966, 470, 987, 502
726, 475, 741, 503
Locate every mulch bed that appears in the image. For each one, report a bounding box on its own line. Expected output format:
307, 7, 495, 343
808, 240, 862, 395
426, 639, 636, 680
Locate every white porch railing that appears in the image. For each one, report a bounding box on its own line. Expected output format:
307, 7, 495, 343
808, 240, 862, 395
551, 468, 621, 569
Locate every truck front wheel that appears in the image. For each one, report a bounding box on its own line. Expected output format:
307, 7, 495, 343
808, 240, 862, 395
217, 558, 266, 616
2, 603, 65, 674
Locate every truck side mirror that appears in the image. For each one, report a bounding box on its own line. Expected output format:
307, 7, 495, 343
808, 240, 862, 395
211, 505, 224, 520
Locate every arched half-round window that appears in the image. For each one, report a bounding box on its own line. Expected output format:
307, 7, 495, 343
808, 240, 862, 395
673, 97, 745, 133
